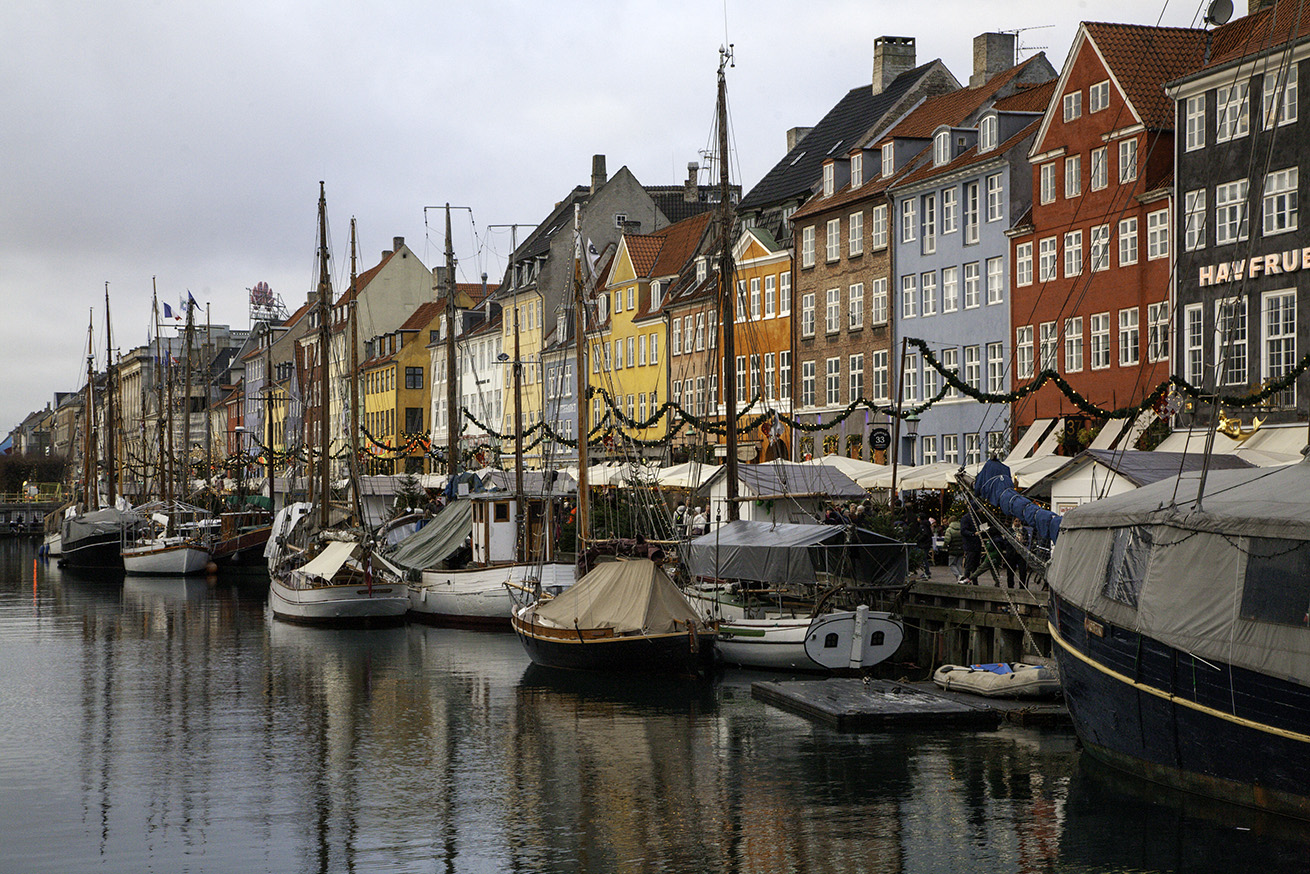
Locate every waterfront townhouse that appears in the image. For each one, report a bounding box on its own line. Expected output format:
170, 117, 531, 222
1167, 0, 1310, 439
1009, 22, 1207, 452
888, 52, 1056, 469
728, 227, 794, 461
663, 249, 720, 463
359, 301, 450, 474
539, 318, 578, 466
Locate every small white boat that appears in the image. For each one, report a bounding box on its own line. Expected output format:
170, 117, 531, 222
269, 539, 409, 625
717, 606, 905, 672
409, 562, 574, 627
41, 531, 62, 557
932, 662, 1061, 699
122, 537, 212, 575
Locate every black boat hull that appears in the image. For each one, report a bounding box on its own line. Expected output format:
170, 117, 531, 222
1050, 594, 1310, 821
60, 531, 125, 572
511, 614, 715, 675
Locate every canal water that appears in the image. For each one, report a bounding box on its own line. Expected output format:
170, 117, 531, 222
0, 537, 1306, 873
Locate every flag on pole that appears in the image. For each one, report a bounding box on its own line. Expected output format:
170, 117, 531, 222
163, 302, 181, 320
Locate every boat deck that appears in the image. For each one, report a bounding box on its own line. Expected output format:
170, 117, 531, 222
751, 677, 1069, 731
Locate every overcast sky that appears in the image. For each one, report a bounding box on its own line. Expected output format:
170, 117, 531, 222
1, 0, 1207, 434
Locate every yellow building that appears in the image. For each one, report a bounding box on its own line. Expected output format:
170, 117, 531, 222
499, 287, 547, 467
361, 301, 443, 474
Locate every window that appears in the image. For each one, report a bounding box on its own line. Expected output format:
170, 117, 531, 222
1264, 290, 1297, 406
1090, 80, 1110, 113
1040, 321, 1059, 371
671, 317, 682, 355
964, 345, 981, 391
826, 357, 841, 405
963, 262, 980, 308
1241, 537, 1310, 626
921, 193, 937, 254
801, 292, 816, 337
826, 218, 841, 261
1147, 302, 1169, 363
1216, 297, 1248, 385
1091, 312, 1111, 370
695, 314, 705, 351
943, 433, 959, 463
1091, 224, 1110, 271
1039, 237, 1057, 281
750, 354, 761, 401
801, 226, 816, 267
1017, 325, 1034, 379
1216, 81, 1250, 142
1040, 163, 1056, 204
735, 279, 747, 322
1017, 241, 1035, 284
987, 343, 1005, 393
1185, 189, 1207, 251
923, 356, 938, 402
823, 162, 835, 197
779, 352, 791, 401
639, 333, 647, 366
881, 142, 895, 176
684, 317, 694, 353
1064, 230, 1083, 277
921, 435, 938, 464
1185, 94, 1206, 151
901, 275, 918, 318
934, 129, 951, 165
1119, 217, 1139, 266
764, 353, 775, 402
764, 275, 776, 317
627, 336, 634, 369
942, 266, 959, 312
964, 182, 980, 244
901, 198, 917, 243
980, 115, 997, 152
801, 360, 816, 406
780, 272, 792, 315
1147, 209, 1170, 259
870, 278, 888, 324
1119, 307, 1140, 366
1063, 91, 1081, 121
849, 282, 864, 329
986, 174, 1003, 222
1263, 168, 1298, 236
1216, 181, 1249, 245
942, 347, 959, 398
1104, 526, 1152, 608
1263, 62, 1298, 128
942, 186, 958, 234
405, 366, 423, 389
986, 257, 1004, 305
650, 334, 659, 365
921, 272, 937, 316
826, 287, 841, 333
1185, 303, 1204, 385
871, 205, 888, 249
614, 338, 623, 369
1118, 138, 1137, 184
965, 434, 982, 465
1091, 147, 1108, 190
849, 211, 864, 255
902, 353, 919, 403
1065, 316, 1084, 373
736, 355, 747, 400
1065, 155, 1081, 198
872, 350, 889, 402
851, 152, 863, 187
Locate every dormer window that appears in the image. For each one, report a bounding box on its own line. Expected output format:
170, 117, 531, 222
696, 258, 707, 283
933, 130, 951, 166
881, 142, 894, 177
652, 280, 662, 309
850, 153, 863, 188
979, 115, 998, 152
614, 213, 627, 229
822, 162, 835, 197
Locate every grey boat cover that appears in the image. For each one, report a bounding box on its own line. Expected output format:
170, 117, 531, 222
735, 460, 867, 500
530, 559, 700, 634
1049, 455, 1310, 685
62, 507, 143, 543
683, 519, 908, 586
384, 500, 473, 570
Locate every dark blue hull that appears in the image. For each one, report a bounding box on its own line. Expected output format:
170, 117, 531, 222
1049, 594, 1310, 821
60, 530, 125, 572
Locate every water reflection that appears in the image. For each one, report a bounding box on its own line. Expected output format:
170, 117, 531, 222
1, 540, 1307, 873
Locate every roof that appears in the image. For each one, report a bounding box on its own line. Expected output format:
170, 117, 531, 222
1205, 0, 1310, 71
1072, 448, 1254, 487
732, 460, 867, 500
738, 61, 940, 212
993, 80, 1057, 113
1082, 22, 1209, 130
646, 185, 740, 224
893, 118, 1042, 190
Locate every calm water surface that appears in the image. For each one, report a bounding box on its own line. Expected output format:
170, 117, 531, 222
0, 538, 1306, 873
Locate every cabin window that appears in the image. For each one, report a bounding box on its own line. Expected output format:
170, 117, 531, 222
824, 632, 839, 649
1103, 526, 1152, 608
494, 502, 510, 522
870, 631, 885, 646
1241, 537, 1310, 626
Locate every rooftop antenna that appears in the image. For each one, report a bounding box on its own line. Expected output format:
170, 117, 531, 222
1001, 25, 1053, 63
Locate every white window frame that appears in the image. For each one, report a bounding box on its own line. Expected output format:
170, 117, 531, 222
980, 115, 998, 152
901, 274, 918, 319
963, 262, 980, 309
826, 356, 841, 406
942, 266, 959, 312
921, 272, 937, 316
1065, 154, 1082, 199
964, 181, 980, 244
902, 353, 919, 403
1216, 296, 1248, 385
872, 350, 889, 402
1185, 189, 1207, 251
1039, 237, 1057, 281
1118, 138, 1138, 184
1263, 289, 1298, 406
849, 353, 864, 404
986, 257, 1004, 305
933, 130, 951, 166
986, 343, 1005, 393
779, 272, 791, 316
801, 292, 815, 338
1090, 312, 1111, 370
826, 218, 841, 262
901, 198, 917, 243
1119, 307, 1140, 367
870, 278, 888, 325
986, 173, 1003, 221
1263, 62, 1298, 129
849, 282, 864, 329
1147, 209, 1170, 259
1017, 325, 1034, 379
1119, 217, 1138, 266
1064, 230, 1083, 278
1216, 80, 1251, 143
1185, 303, 1205, 385
1091, 146, 1108, 191
1091, 224, 1110, 272
849, 211, 864, 255
870, 205, 888, 249
1262, 167, 1298, 236
1063, 91, 1082, 121
942, 347, 959, 398
1040, 163, 1056, 204
1015, 242, 1033, 287
1039, 321, 1058, 371
942, 186, 958, 234
1185, 94, 1206, 152
943, 434, 959, 464
921, 192, 937, 254
1147, 302, 1169, 363
1065, 316, 1084, 373
764, 274, 776, 318
964, 345, 981, 391
801, 225, 816, 268
1090, 80, 1110, 113
825, 287, 841, 334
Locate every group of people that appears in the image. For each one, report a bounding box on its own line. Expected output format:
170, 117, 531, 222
672, 502, 708, 538
940, 511, 1036, 588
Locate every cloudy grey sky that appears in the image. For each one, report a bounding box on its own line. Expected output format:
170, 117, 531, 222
1, 0, 1203, 433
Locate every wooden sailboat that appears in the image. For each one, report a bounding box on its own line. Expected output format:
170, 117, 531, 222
266, 183, 408, 625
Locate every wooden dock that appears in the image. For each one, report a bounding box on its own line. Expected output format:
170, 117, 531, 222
751, 677, 1068, 731
897, 578, 1051, 666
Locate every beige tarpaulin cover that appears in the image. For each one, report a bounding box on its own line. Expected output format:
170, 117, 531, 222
1050, 456, 1310, 685
298, 540, 358, 582
532, 559, 700, 634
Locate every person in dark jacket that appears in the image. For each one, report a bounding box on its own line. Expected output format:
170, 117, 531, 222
960, 510, 983, 584
943, 516, 965, 580
915, 514, 933, 579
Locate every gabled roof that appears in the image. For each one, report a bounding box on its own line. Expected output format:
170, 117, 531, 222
892, 118, 1042, 190
1205, 0, 1310, 70
738, 61, 944, 212
992, 79, 1058, 114
1082, 22, 1208, 130
623, 233, 666, 278
400, 301, 443, 331
332, 249, 397, 308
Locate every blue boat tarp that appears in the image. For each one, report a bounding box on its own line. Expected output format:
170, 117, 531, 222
974, 458, 1063, 543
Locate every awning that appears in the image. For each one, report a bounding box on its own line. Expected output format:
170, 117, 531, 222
385, 500, 473, 570
1005, 418, 1052, 462
298, 540, 357, 581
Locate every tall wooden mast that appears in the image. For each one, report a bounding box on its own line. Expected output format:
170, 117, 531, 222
717, 46, 739, 521
444, 204, 459, 478
103, 283, 117, 505
315, 181, 333, 528
348, 218, 366, 525
82, 312, 97, 511
572, 203, 589, 557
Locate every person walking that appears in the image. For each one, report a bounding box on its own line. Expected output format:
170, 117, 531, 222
960, 510, 983, 584
915, 513, 934, 579
944, 515, 965, 580
691, 506, 708, 536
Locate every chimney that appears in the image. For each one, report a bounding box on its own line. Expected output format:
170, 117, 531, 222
393, 236, 405, 252
872, 36, 916, 95
591, 154, 607, 193
1248, 0, 1276, 14
684, 161, 700, 202
970, 32, 1016, 87
622, 220, 642, 234
787, 127, 813, 152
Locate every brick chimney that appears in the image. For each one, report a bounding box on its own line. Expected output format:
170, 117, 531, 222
872, 36, 916, 95
684, 161, 700, 202
591, 154, 607, 193
393, 236, 405, 252
970, 32, 1016, 87
787, 127, 813, 152
1247, 0, 1277, 14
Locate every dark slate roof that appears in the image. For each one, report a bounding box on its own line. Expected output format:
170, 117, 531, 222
1077, 449, 1253, 487
737, 61, 939, 212
647, 185, 741, 224
734, 461, 867, 499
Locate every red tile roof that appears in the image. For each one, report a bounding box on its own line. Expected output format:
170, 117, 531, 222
1208, 1, 1310, 69
624, 234, 666, 278
993, 80, 1057, 114
1083, 22, 1209, 129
